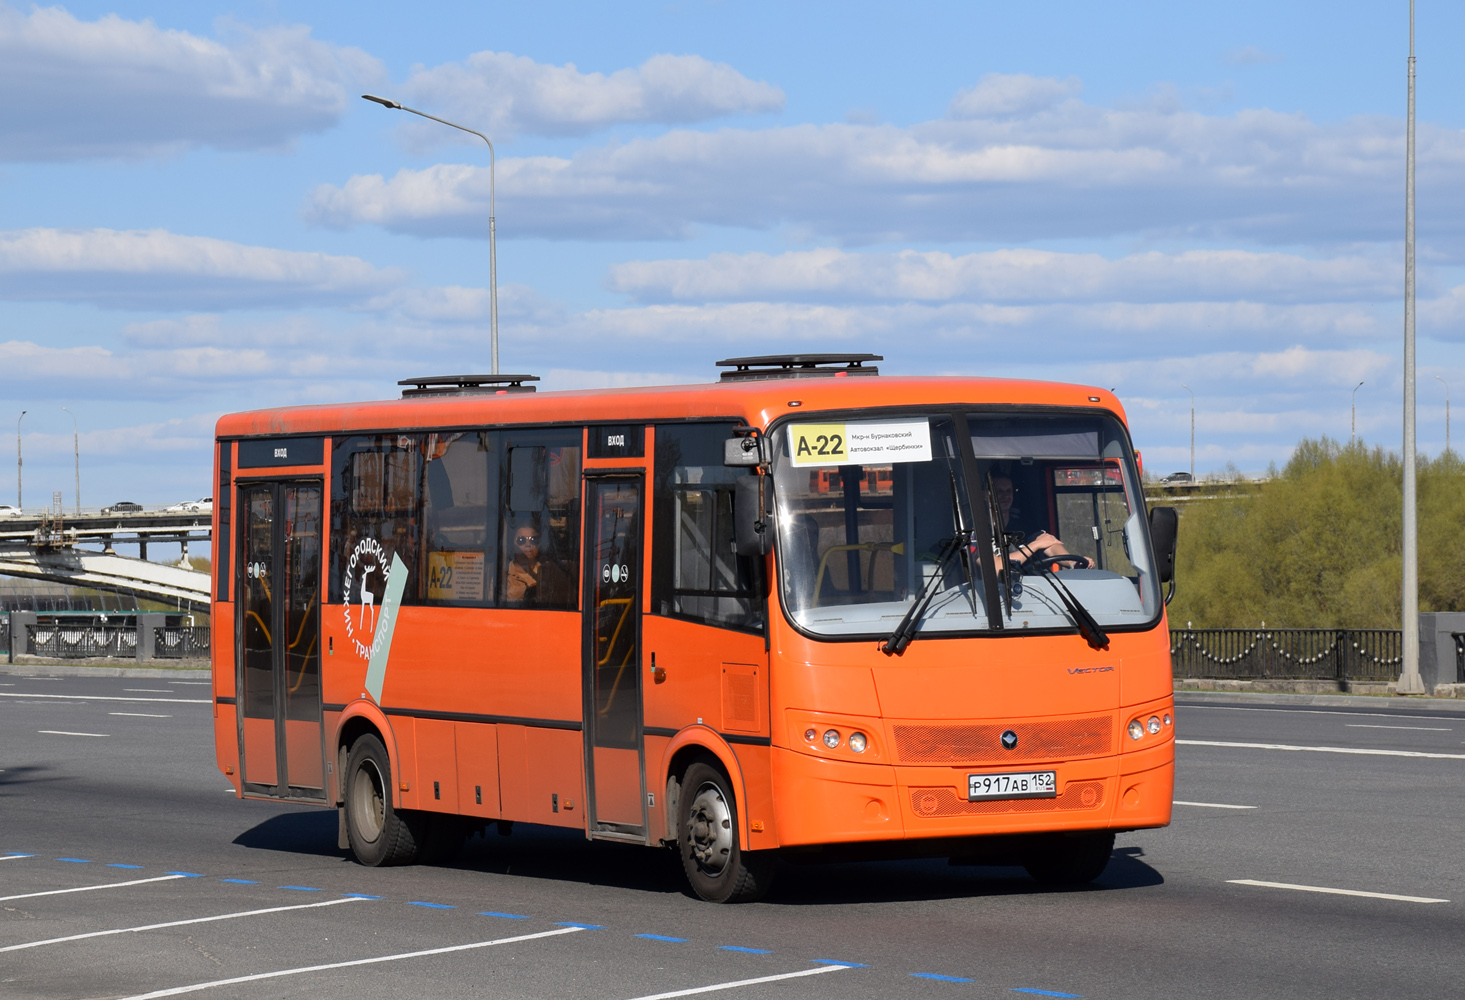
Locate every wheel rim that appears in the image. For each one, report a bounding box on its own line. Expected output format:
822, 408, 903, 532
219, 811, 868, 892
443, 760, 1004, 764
686, 780, 733, 875
350, 759, 386, 845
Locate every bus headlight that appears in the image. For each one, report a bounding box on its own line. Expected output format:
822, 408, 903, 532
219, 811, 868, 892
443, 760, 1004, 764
1147, 716, 1162, 734
804, 728, 818, 743
1127, 719, 1145, 741
823, 729, 841, 749
848, 732, 868, 754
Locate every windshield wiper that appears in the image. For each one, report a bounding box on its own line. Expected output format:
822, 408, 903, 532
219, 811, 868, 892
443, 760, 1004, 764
1014, 539, 1110, 651
882, 532, 963, 656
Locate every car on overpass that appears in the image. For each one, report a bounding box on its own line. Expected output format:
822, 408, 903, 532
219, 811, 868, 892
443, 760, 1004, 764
0, 504, 22, 517
102, 501, 144, 514
165, 498, 212, 513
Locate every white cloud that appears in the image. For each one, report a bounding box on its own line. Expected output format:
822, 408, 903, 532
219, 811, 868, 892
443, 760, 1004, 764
397, 51, 784, 142
948, 73, 1082, 118
0, 4, 381, 160
607, 247, 1404, 305
0, 228, 402, 309
304, 92, 1465, 247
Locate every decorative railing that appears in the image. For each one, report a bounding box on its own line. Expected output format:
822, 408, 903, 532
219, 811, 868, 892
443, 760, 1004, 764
154, 626, 211, 659
27, 625, 138, 659
1170, 628, 1402, 682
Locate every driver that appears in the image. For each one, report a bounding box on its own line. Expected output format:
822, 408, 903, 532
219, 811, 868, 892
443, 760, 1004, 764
991, 474, 1090, 571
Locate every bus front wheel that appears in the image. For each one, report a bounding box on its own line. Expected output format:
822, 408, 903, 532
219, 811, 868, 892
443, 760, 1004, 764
1023, 831, 1115, 885
677, 762, 774, 903
343, 734, 427, 867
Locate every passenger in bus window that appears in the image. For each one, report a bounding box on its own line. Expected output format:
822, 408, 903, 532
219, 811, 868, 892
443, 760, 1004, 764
505, 517, 572, 605
991, 474, 1090, 570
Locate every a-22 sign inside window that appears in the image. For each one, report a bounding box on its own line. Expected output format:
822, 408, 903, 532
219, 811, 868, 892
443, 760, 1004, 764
787, 419, 933, 468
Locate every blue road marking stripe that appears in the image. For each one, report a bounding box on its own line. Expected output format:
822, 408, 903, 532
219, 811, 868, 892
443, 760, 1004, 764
719, 946, 773, 954
278, 885, 322, 891
913, 973, 976, 983
57, 858, 90, 863
408, 901, 455, 909
480, 911, 530, 919
344, 893, 384, 899
1012, 990, 1083, 998
219, 879, 258, 884
636, 933, 688, 942
554, 922, 604, 929
165, 872, 202, 877
107, 864, 142, 869
813, 960, 868, 967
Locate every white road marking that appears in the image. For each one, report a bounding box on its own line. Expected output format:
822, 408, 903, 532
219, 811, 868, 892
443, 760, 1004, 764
1228, 879, 1449, 904
114, 925, 585, 999
1178, 739, 1465, 760
124, 689, 172, 693
623, 964, 855, 1000
0, 693, 207, 704
110, 713, 172, 718
1346, 724, 1451, 731
1182, 705, 1464, 723
0, 873, 186, 902
1174, 800, 1257, 810
0, 896, 368, 953
38, 730, 108, 738
0, 854, 34, 861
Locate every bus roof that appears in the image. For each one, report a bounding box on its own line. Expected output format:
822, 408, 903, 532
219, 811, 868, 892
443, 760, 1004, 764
214, 375, 1127, 439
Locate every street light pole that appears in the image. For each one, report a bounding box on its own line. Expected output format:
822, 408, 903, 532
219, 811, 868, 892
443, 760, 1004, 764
1352, 381, 1365, 444
1434, 375, 1450, 456
1399, 0, 1424, 695
15, 410, 25, 509
362, 94, 499, 375
60, 406, 79, 514
1181, 384, 1195, 478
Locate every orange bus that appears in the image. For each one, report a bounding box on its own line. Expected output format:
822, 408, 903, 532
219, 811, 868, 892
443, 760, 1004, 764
211, 353, 1178, 902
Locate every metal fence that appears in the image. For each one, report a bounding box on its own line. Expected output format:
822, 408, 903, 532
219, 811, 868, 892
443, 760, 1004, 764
1170, 628, 1403, 682
27, 625, 139, 659
0, 617, 8, 656
154, 626, 210, 659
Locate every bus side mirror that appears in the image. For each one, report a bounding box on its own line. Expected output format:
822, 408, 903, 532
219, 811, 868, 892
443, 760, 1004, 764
734, 475, 773, 557
1149, 506, 1177, 602
724, 434, 763, 467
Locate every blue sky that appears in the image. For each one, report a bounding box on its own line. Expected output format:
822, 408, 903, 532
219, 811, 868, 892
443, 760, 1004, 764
3, 0, 1463, 505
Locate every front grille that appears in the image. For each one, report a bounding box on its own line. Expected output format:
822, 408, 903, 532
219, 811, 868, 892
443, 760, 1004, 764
908, 780, 1106, 818
893, 715, 1113, 765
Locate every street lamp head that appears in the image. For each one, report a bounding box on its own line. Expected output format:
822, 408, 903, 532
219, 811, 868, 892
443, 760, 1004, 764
361, 94, 402, 110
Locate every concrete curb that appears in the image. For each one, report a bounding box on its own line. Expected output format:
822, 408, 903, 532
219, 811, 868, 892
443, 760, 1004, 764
1175, 688, 1465, 714
0, 662, 209, 680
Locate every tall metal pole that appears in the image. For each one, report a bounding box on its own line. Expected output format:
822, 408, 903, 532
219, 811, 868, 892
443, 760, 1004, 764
1435, 375, 1450, 455
1399, 0, 1424, 695
1352, 381, 1365, 444
15, 410, 24, 509
1181, 384, 1195, 477
362, 95, 498, 374
61, 406, 79, 514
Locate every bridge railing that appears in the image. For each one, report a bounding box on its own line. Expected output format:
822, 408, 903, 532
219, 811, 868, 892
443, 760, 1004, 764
154, 626, 211, 659
1170, 628, 1402, 681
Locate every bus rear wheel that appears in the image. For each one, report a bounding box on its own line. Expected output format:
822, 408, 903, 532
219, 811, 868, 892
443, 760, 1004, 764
1023, 831, 1115, 886
343, 734, 426, 867
677, 762, 774, 903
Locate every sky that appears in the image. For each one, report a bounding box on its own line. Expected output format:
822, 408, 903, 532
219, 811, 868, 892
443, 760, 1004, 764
2, 0, 1463, 507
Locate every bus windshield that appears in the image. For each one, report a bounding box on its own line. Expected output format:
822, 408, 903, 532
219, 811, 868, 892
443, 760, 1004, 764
772, 409, 1161, 640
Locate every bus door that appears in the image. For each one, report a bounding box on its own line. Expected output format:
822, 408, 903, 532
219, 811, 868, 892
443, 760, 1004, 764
581, 475, 648, 840
237, 480, 326, 800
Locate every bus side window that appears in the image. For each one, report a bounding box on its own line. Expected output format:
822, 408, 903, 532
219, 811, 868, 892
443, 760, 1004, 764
651, 422, 763, 633
329, 434, 422, 609
499, 431, 581, 609
421, 431, 496, 605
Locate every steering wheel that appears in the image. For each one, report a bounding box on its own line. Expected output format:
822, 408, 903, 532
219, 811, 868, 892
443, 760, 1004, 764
1022, 553, 1091, 575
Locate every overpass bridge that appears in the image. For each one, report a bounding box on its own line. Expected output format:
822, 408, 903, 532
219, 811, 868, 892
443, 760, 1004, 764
0, 510, 211, 611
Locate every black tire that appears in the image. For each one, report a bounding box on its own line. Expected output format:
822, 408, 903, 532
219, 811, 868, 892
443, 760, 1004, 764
677, 761, 775, 903
343, 734, 428, 867
1024, 831, 1115, 885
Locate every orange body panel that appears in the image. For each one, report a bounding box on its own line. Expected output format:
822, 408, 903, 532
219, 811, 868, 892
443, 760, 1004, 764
211, 374, 1173, 857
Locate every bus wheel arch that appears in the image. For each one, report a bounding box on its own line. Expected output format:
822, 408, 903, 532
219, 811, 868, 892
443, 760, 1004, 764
660, 735, 774, 903
660, 734, 746, 847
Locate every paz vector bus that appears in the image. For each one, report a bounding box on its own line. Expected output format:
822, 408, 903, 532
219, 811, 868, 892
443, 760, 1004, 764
209, 353, 1179, 902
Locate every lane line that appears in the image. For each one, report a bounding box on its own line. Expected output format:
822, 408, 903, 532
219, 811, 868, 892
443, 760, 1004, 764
0, 873, 186, 901
1181, 705, 1465, 723
0, 693, 208, 704
1346, 724, 1451, 731
110, 713, 172, 718
718, 946, 771, 954
124, 689, 172, 693
38, 730, 108, 738
1012, 990, 1083, 998
0, 896, 369, 953
113, 925, 585, 999
1174, 800, 1257, 810
912, 972, 975, 982
0, 854, 35, 861
1228, 879, 1449, 904
1178, 739, 1465, 760
621, 963, 855, 1000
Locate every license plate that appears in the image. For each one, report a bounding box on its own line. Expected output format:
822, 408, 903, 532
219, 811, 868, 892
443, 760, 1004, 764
967, 770, 1057, 801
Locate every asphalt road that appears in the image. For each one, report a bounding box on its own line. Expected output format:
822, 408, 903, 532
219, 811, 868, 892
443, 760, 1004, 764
2, 674, 1463, 999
